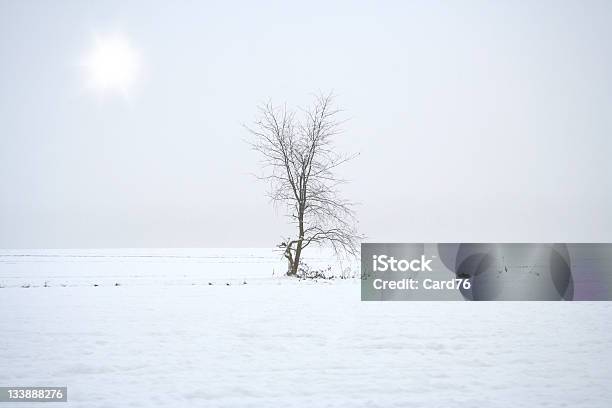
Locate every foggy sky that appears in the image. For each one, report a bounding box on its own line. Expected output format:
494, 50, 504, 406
1, 0, 611, 248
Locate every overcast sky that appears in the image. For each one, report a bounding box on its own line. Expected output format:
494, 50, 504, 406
1, 0, 611, 248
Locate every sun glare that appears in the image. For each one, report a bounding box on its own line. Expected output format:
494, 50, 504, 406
82, 34, 141, 95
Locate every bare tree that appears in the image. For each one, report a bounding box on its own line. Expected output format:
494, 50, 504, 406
247, 93, 362, 276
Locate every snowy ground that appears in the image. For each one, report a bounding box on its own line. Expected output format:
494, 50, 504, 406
1, 249, 611, 407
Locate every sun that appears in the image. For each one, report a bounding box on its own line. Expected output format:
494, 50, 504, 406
82, 33, 141, 95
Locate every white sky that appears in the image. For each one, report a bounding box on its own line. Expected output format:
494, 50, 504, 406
1, 0, 611, 248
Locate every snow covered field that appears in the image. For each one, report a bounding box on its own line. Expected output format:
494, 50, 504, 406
1, 249, 611, 407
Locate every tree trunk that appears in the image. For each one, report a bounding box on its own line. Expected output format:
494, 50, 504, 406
285, 245, 296, 276
287, 257, 294, 275
288, 211, 305, 276
291, 240, 303, 276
